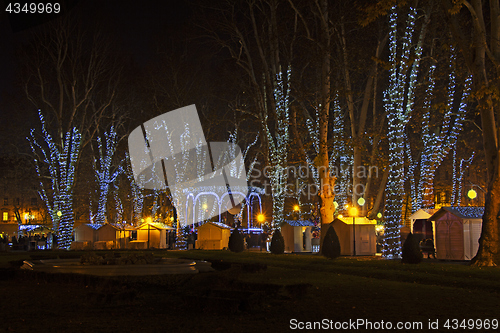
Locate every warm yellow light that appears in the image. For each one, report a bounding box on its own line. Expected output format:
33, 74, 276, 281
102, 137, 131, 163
468, 189, 477, 199
257, 213, 265, 223
338, 214, 343, 219
377, 212, 382, 219
348, 207, 358, 217
202, 203, 208, 210
146, 217, 152, 224
57, 211, 62, 217
357, 197, 366, 206
293, 204, 300, 212
333, 201, 338, 209
170, 216, 174, 221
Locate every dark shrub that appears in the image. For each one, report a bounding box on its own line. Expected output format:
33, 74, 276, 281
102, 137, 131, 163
322, 224, 341, 259
228, 228, 245, 253
270, 229, 285, 254
401, 232, 423, 264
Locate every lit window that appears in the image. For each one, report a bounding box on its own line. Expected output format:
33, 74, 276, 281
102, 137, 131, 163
2, 212, 8, 221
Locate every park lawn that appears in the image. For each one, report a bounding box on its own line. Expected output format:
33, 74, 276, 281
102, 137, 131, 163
0, 250, 499, 332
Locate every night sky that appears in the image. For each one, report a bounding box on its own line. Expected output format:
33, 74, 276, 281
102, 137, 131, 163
0, 0, 203, 148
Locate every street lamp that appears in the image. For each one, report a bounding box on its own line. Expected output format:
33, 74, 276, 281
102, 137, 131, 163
257, 213, 265, 224
348, 207, 358, 256
357, 197, 366, 216
293, 204, 300, 220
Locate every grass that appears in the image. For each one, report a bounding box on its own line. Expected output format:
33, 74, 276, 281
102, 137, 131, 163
1, 249, 499, 332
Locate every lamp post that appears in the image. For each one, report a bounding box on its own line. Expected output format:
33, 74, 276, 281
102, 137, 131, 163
348, 207, 358, 256
146, 217, 152, 249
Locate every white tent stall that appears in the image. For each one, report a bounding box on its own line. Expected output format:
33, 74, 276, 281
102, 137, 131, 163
409, 209, 437, 244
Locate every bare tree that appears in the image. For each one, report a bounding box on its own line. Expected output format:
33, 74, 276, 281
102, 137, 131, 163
199, 0, 294, 228
443, 0, 500, 266
24, 17, 121, 248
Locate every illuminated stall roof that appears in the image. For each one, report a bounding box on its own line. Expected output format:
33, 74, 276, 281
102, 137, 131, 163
283, 220, 315, 227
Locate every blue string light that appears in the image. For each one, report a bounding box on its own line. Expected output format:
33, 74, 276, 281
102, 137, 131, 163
93, 126, 120, 224
28, 111, 82, 249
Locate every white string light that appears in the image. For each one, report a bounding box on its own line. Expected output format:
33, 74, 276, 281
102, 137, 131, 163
383, 6, 419, 258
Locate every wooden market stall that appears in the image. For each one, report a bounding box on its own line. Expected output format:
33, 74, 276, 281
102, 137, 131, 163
134, 222, 172, 249
196, 222, 232, 250
281, 220, 315, 252
331, 217, 377, 256
93, 223, 123, 250
428, 206, 483, 260
72, 224, 100, 250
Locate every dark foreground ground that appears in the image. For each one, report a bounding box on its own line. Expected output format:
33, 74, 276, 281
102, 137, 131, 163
0, 250, 499, 333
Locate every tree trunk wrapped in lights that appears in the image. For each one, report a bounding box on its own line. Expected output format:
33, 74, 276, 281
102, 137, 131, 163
92, 126, 121, 225
112, 184, 124, 223
451, 149, 475, 207
383, 5, 430, 258
23, 17, 120, 249
200, 0, 292, 230
125, 152, 144, 225
262, 68, 291, 228
414, 57, 472, 211
28, 112, 82, 249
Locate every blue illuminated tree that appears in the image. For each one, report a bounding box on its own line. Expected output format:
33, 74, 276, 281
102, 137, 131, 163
23, 18, 120, 249
112, 183, 124, 223
28, 112, 82, 249
124, 152, 144, 225
204, 0, 293, 229
383, 5, 431, 258
91, 125, 122, 225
